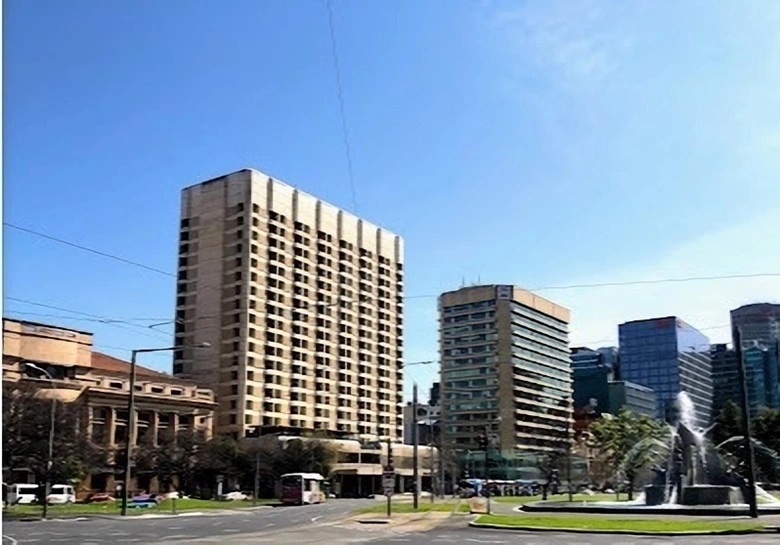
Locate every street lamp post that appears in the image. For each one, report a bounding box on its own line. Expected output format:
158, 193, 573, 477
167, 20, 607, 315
120, 343, 209, 516
733, 327, 759, 519
403, 360, 435, 510
24, 363, 56, 520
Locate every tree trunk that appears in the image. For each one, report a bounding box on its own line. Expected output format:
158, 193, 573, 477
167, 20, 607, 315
627, 474, 634, 501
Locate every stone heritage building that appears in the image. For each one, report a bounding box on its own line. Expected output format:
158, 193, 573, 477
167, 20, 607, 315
2, 318, 216, 496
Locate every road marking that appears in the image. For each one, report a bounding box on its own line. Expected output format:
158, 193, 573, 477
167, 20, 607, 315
222, 529, 240, 533
265, 523, 275, 527
311, 516, 321, 523
166, 526, 183, 530
2, 537, 18, 545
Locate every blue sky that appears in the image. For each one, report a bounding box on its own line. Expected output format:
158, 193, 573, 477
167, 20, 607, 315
5, 0, 780, 399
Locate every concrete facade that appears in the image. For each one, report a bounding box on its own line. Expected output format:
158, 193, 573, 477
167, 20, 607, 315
439, 284, 572, 454
2, 318, 216, 495
173, 169, 404, 440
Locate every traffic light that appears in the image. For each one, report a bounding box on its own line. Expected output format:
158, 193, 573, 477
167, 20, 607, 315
477, 433, 488, 449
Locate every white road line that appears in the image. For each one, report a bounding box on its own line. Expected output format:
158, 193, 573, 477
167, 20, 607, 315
2, 537, 18, 545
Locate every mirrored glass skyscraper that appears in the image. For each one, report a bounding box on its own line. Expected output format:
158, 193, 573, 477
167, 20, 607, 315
618, 317, 712, 425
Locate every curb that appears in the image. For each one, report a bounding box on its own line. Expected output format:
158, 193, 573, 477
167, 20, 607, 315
468, 521, 772, 536
3, 505, 275, 522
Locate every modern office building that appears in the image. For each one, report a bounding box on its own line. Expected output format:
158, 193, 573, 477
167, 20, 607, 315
618, 316, 712, 425
572, 363, 613, 412
731, 303, 780, 348
710, 344, 740, 415
429, 382, 440, 406
607, 381, 656, 417
402, 402, 440, 445
731, 303, 780, 412
439, 284, 571, 454
570, 349, 656, 418
173, 169, 405, 440
570, 346, 619, 372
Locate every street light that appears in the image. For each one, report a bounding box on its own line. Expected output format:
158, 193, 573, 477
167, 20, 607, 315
23, 362, 56, 520
404, 360, 436, 510
120, 342, 210, 516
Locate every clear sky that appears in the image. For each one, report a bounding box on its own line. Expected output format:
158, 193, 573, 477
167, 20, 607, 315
5, 0, 780, 399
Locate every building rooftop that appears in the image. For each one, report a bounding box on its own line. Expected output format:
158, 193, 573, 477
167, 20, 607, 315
182, 167, 401, 237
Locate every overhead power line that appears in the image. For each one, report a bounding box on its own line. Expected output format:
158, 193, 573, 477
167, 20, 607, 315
325, 0, 359, 213
4, 297, 172, 341
6, 223, 779, 298
404, 272, 780, 300
4, 222, 175, 277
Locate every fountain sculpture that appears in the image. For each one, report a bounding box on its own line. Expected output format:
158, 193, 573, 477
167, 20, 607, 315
521, 392, 780, 516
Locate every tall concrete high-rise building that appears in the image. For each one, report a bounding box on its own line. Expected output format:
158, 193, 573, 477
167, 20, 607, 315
439, 285, 572, 454
618, 317, 712, 425
173, 169, 405, 440
710, 343, 740, 415
731, 303, 780, 348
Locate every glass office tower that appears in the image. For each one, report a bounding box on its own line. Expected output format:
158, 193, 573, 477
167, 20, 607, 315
618, 317, 712, 425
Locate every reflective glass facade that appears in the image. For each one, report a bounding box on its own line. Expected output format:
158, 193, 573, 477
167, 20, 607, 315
618, 317, 712, 425
710, 344, 740, 415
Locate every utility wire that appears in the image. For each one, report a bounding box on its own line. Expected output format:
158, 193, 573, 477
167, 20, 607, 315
4, 310, 171, 323
325, 0, 359, 213
4, 297, 172, 341
7, 223, 780, 297
405, 272, 780, 300
4, 222, 175, 278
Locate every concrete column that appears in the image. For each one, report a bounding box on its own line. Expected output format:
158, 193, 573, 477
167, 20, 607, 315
107, 407, 117, 448
151, 411, 159, 446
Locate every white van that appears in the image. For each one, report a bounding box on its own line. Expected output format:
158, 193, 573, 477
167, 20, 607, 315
8, 484, 39, 505
47, 484, 76, 504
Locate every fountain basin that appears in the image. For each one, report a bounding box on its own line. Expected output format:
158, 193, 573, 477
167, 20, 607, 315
681, 485, 740, 506
520, 500, 780, 516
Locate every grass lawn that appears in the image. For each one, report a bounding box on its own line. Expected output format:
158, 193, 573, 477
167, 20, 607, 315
356, 500, 470, 515
474, 514, 765, 533
3, 498, 277, 518
493, 493, 623, 504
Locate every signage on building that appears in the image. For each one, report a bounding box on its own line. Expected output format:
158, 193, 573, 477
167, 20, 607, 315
22, 324, 77, 339
496, 285, 512, 300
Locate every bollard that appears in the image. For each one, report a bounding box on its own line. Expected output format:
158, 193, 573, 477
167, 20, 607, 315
171, 497, 177, 515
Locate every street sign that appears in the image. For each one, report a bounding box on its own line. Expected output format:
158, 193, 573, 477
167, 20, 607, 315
382, 470, 395, 496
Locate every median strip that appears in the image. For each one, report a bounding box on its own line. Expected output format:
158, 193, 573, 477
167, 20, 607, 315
470, 514, 768, 535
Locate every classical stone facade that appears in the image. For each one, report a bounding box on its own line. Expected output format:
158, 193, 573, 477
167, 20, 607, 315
2, 318, 216, 496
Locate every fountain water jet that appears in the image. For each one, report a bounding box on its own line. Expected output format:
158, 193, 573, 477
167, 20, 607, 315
520, 391, 780, 516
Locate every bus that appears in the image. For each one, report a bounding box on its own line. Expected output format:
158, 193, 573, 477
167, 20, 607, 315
279, 473, 325, 505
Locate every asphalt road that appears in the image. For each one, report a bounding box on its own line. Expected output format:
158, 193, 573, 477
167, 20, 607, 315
3, 503, 776, 545
1, 499, 367, 545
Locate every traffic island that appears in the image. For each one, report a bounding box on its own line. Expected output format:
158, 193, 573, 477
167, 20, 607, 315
469, 514, 771, 535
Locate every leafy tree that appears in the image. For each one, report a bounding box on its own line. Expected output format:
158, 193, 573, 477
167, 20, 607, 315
273, 439, 334, 478
151, 428, 207, 495
589, 409, 664, 498
535, 450, 565, 500
713, 400, 743, 446
618, 435, 670, 500
2, 383, 99, 497
752, 408, 780, 454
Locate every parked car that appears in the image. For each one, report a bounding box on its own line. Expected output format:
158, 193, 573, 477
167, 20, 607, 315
221, 491, 248, 501
8, 484, 39, 505
84, 492, 114, 503
47, 484, 76, 505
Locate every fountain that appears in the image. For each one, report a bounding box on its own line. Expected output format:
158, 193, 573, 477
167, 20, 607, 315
521, 392, 780, 516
